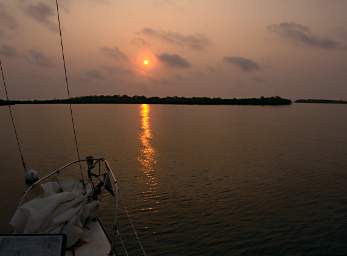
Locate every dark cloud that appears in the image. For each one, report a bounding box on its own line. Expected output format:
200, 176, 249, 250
157, 53, 191, 68
27, 50, 55, 68
267, 22, 343, 49
0, 45, 17, 57
83, 70, 105, 81
100, 47, 128, 61
102, 66, 132, 76
131, 37, 150, 47
207, 66, 217, 73
223, 56, 260, 72
82, 67, 128, 82
0, 3, 18, 36
25, 2, 58, 32
140, 28, 209, 50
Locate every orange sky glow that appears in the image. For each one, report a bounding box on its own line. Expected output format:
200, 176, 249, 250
0, 0, 347, 99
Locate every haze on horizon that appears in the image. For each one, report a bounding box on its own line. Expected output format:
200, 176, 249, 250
1, 0, 347, 100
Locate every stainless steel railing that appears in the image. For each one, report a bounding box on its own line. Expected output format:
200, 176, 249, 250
16, 157, 120, 254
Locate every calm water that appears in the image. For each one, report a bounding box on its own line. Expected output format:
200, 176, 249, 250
1, 104, 347, 255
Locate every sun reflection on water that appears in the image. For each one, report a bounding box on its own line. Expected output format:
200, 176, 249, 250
138, 104, 158, 206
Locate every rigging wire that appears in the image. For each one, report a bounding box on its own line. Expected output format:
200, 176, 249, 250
122, 205, 148, 256
54, 0, 83, 177
54, 2, 147, 254
0, 58, 27, 171
116, 229, 130, 256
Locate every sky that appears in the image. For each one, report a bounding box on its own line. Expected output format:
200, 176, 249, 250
0, 0, 347, 99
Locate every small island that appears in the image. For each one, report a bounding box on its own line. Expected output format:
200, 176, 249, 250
0, 95, 292, 106
295, 99, 347, 104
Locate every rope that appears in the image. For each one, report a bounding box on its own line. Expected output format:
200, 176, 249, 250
0, 58, 27, 171
55, 0, 83, 177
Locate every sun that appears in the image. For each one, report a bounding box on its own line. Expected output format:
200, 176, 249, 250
135, 52, 157, 75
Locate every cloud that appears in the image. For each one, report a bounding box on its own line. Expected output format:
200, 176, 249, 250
82, 67, 130, 82
131, 37, 150, 47
140, 28, 209, 50
0, 45, 17, 57
267, 22, 343, 49
83, 70, 105, 81
102, 66, 132, 76
207, 66, 217, 73
0, 3, 18, 36
157, 53, 191, 68
100, 47, 128, 61
27, 50, 55, 68
223, 56, 260, 72
25, 2, 58, 32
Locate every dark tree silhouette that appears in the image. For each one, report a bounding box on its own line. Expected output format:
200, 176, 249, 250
1, 95, 292, 106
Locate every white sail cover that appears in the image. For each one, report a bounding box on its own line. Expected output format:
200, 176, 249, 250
10, 180, 99, 248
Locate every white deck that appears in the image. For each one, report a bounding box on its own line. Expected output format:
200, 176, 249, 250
66, 219, 113, 256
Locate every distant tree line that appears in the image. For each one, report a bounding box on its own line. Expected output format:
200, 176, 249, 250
0, 95, 293, 106
295, 99, 347, 104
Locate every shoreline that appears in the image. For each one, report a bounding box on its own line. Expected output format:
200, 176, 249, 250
0, 96, 292, 106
